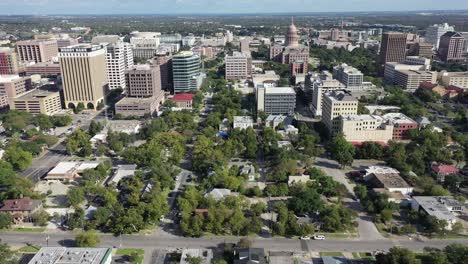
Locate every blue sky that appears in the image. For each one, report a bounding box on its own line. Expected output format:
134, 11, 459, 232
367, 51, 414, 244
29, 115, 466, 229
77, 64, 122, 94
1, 0, 468, 15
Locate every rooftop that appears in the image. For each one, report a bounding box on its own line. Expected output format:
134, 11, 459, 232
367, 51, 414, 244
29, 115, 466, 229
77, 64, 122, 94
264, 87, 296, 94
431, 164, 459, 175
108, 164, 137, 185
180, 248, 213, 264
0, 197, 41, 212
233, 116, 254, 123
115, 96, 160, 105
412, 196, 461, 222
382, 113, 416, 124
127, 64, 152, 71
172, 93, 195, 101
364, 105, 401, 114
371, 172, 411, 189
204, 188, 234, 200
27, 247, 112, 264
325, 92, 357, 102
365, 166, 400, 176
13, 89, 59, 100
0, 74, 23, 83
342, 114, 384, 122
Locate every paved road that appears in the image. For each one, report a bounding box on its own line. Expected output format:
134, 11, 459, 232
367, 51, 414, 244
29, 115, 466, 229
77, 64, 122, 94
2, 232, 467, 253
314, 157, 384, 241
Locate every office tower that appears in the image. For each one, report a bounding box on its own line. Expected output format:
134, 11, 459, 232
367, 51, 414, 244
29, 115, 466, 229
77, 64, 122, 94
225, 52, 252, 80
153, 53, 173, 92
16, 39, 58, 63
172, 51, 201, 93
322, 92, 358, 136
256, 87, 296, 115
333, 64, 364, 90
102, 42, 134, 89
438, 32, 466, 62
59, 44, 107, 110
115, 64, 165, 117
0, 48, 22, 74
130, 33, 160, 59
425, 23, 455, 49
414, 42, 434, 59
125, 64, 161, 97
311, 79, 346, 117
380, 32, 407, 64
0, 75, 31, 108
10, 89, 62, 115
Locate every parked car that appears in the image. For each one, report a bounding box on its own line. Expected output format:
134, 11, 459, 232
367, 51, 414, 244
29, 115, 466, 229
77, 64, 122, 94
313, 234, 325, 240
300, 236, 311, 240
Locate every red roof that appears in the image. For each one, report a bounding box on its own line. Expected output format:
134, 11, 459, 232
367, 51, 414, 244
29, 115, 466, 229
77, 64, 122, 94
419, 82, 437, 89
0, 197, 41, 212
431, 164, 459, 175
172, 93, 195, 101
447, 85, 464, 92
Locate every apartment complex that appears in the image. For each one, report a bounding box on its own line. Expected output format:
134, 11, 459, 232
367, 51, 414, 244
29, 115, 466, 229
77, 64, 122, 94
333, 64, 364, 90
425, 23, 455, 49
0, 47, 23, 74
438, 32, 466, 62
380, 32, 407, 64
440, 71, 468, 88
322, 92, 358, 136
257, 87, 296, 115
125, 64, 161, 97
0, 75, 31, 108
341, 115, 394, 142
172, 51, 201, 93
16, 39, 58, 63
393, 70, 437, 91
103, 42, 134, 89
10, 89, 62, 115
225, 52, 252, 80
59, 44, 107, 110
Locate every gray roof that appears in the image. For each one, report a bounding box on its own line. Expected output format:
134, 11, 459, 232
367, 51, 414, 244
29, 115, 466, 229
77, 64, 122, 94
235, 248, 266, 264
322, 256, 349, 264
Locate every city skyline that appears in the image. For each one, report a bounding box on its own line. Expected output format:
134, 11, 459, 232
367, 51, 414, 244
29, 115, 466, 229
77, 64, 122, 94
1, 0, 468, 15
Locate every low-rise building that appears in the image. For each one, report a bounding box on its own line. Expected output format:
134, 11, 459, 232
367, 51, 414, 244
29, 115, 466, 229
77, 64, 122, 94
171, 93, 195, 109
431, 163, 460, 182
108, 164, 137, 186
288, 175, 311, 186
9, 89, 62, 115
45, 161, 101, 181
265, 115, 293, 129
115, 95, 164, 117
382, 113, 418, 140
393, 69, 437, 91
411, 196, 462, 230
204, 188, 236, 200
439, 71, 468, 88
27, 247, 112, 264
106, 120, 142, 134
0, 197, 42, 224
239, 164, 257, 181
367, 172, 413, 195
340, 115, 394, 143
256, 86, 296, 115
233, 116, 254, 129
25, 62, 61, 77
251, 71, 280, 88
234, 248, 267, 264
180, 248, 213, 264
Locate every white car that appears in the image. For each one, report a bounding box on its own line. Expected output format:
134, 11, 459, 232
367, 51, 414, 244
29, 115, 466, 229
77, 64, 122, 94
300, 236, 311, 240
313, 234, 325, 240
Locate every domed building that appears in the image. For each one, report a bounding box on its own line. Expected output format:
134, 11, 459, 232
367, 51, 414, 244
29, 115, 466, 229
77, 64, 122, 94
270, 18, 309, 76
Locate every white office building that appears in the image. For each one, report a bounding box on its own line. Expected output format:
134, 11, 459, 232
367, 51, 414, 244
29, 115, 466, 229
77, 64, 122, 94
425, 23, 455, 49
102, 42, 134, 89
333, 63, 364, 90
257, 87, 296, 115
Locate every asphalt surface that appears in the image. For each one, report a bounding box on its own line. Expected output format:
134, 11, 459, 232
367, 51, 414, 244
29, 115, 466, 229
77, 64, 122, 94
1, 231, 467, 253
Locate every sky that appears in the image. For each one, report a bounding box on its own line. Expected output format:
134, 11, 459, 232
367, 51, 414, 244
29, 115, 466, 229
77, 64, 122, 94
1, 0, 468, 15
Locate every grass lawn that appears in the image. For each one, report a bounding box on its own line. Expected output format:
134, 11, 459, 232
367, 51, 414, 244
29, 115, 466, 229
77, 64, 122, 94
320, 252, 344, 257
18, 245, 41, 253
3, 227, 46, 233
431, 233, 468, 239
115, 248, 144, 264
316, 232, 358, 239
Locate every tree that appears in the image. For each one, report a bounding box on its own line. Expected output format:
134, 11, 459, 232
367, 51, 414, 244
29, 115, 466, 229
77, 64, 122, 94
186, 256, 203, 264
376, 247, 420, 264
288, 189, 323, 215
76, 230, 101, 247
380, 209, 393, 223
67, 187, 85, 207
4, 146, 33, 171
329, 134, 355, 168
444, 244, 468, 264
0, 243, 20, 264
229, 209, 247, 235
96, 144, 109, 156
88, 120, 104, 136
0, 212, 12, 229
75, 102, 85, 113
237, 237, 252, 248
424, 185, 450, 196
32, 210, 50, 226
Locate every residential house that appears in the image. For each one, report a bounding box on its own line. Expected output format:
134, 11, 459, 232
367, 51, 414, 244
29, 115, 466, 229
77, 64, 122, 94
234, 248, 267, 264
431, 163, 459, 182
0, 197, 42, 224
411, 196, 462, 230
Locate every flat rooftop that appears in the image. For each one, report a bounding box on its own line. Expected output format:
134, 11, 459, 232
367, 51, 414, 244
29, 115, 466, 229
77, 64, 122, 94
116, 96, 158, 105
413, 196, 460, 222
371, 172, 411, 189
14, 89, 59, 100
325, 92, 357, 102
127, 64, 152, 71
342, 114, 384, 122
233, 116, 254, 123
265, 87, 296, 94
382, 113, 416, 124
0, 74, 22, 83
28, 247, 111, 264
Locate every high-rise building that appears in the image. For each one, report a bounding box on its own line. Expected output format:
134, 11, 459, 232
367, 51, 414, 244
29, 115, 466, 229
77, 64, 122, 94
256, 87, 296, 115
172, 51, 201, 93
0, 48, 23, 74
101, 42, 134, 89
414, 42, 434, 59
125, 64, 161, 97
311, 79, 346, 117
380, 32, 407, 65
225, 52, 252, 80
115, 64, 165, 117
130, 35, 160, 59
333, 64, 364, 90
59, 44, 107, 110
322, 92, 358, 136
438, 32, 466, 62
425, 23, 455, 49
240, 38, 251, 55
16, 39, 58, 63
153, 53, 173, 92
